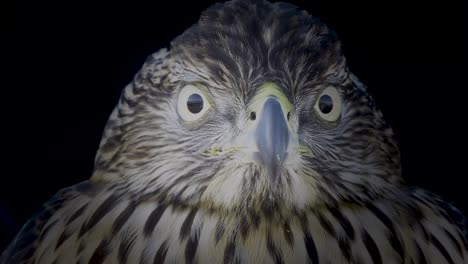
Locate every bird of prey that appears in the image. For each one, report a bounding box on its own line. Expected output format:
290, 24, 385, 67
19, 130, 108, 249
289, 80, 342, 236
2, 0, 467, 263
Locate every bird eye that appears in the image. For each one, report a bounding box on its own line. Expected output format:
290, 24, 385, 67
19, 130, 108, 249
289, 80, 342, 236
177, 84, 212, 122
187, 94, 203, 113
314, 86, 342, 122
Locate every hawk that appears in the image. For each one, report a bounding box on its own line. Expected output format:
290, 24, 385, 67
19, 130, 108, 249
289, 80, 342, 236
2, 0, 467, 263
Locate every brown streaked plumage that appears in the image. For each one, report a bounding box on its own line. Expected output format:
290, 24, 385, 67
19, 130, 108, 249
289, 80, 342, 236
2, 0, 467, 263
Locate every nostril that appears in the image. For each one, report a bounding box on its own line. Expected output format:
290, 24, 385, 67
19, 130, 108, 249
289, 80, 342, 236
287, 112, 291, 120
250, 111, 256, 121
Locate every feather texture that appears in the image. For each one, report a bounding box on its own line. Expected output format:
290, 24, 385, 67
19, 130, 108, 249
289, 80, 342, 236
2, 0, 466, 263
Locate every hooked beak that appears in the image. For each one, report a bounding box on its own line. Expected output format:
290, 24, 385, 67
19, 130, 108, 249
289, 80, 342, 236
233, 82, 297, 180
255, 96, 290, 179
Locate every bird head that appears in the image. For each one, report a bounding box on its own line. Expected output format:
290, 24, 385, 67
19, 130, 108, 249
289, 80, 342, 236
92, 0, 401, 213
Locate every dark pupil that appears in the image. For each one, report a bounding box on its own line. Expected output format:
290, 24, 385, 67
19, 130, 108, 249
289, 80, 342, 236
187, 93, 204, 114
318, 95, 333, 114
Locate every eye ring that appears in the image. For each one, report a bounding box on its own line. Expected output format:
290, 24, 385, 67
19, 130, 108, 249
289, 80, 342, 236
177, 84, 212, 122
313, 86, 342, 122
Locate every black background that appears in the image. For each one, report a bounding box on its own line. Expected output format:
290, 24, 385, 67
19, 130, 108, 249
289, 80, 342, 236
5, 0, 467, 252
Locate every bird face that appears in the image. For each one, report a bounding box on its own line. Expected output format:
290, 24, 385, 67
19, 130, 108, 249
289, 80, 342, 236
171, 79, 347, 211
208, 82, 298, 181
92, 0, 402, 212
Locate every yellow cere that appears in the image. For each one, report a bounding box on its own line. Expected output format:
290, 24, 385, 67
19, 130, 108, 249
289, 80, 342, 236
248, 82, 293, 116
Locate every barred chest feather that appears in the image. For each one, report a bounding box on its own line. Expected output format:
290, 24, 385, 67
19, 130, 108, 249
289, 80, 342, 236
26, 183, 467, 264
